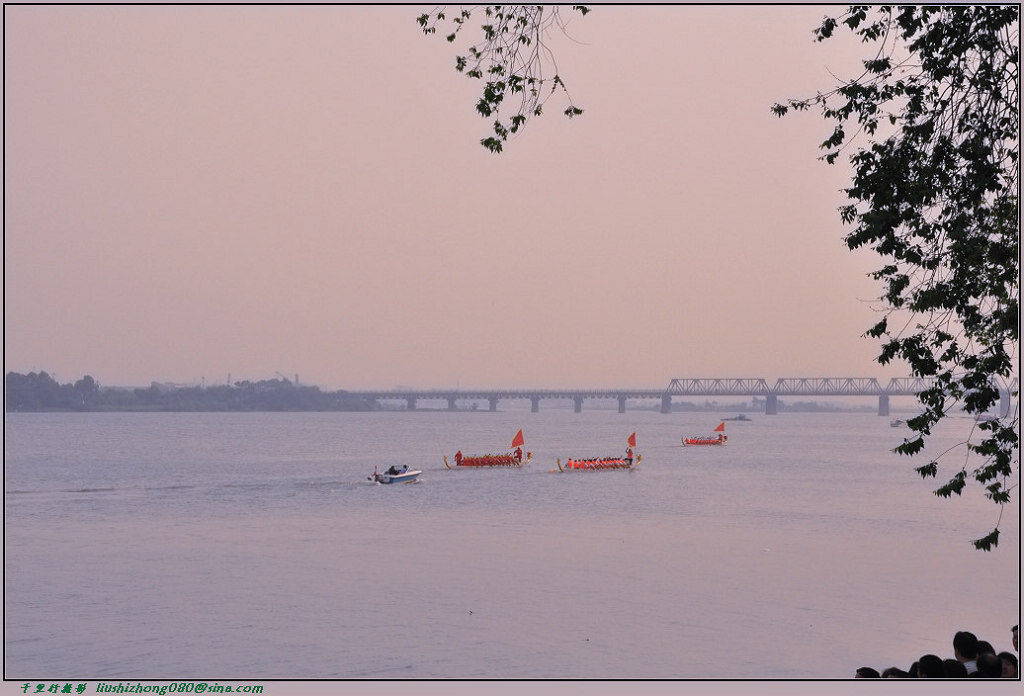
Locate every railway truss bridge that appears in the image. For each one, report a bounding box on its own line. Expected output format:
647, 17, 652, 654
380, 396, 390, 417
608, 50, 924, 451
352, 377, 1018, 417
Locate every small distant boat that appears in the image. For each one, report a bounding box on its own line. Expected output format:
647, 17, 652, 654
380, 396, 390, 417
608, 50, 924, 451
369, 466, 421, 484
445, 429, 530, 468
890, 419, 905, 428
554, 433, 640, 472
683, 422, 728, 446
723, 414, 751, 422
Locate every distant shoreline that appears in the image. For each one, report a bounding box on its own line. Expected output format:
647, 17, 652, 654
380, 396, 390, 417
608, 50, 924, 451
4, 371, 377, 413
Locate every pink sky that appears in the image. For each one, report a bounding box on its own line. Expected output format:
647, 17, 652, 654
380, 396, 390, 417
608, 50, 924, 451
4, 5, 911, 390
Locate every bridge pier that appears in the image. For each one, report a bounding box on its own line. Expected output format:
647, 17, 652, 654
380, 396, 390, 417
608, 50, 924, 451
489, 397, 498, 412
878, 394, 890, 417
447, 397, 457, 411
765, 394, 778, 415
573, 395, 583, 413
406, 397, 417, 411
618, 396, 627, 414
661, 394, 672, 414
531, 396, 540, 413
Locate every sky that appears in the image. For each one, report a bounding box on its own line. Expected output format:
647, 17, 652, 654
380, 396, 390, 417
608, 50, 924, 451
4, 5, 915, 391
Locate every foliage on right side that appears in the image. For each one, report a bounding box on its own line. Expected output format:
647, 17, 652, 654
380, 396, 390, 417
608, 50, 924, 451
773, 6, 1019, 550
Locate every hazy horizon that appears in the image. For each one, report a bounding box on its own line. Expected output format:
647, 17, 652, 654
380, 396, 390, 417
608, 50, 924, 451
5, 6, 918, 392
1, 369, 951, 397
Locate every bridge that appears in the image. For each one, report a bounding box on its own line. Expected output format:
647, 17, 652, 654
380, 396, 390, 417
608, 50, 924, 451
350, 377, 1018, 417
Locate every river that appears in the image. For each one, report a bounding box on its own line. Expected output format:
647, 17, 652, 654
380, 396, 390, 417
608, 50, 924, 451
3, 409, 1019, 692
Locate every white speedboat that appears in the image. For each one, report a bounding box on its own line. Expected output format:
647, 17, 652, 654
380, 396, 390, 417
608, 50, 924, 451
369, 466, 421, 484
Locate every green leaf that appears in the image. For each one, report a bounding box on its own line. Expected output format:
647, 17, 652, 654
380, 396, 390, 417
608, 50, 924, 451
971, 529, 999, 551
934, 471, 967, 498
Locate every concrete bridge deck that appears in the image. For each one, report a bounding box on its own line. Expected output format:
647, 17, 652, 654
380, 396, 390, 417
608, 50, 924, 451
349, 377, 1018, 416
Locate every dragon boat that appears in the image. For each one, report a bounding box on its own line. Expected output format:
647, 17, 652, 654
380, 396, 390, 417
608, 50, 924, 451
554, 433, 640, 472
556, 454, 640, 471
444, 429, 531, 468
682, 422, 728, 446
682, 435, 727, 446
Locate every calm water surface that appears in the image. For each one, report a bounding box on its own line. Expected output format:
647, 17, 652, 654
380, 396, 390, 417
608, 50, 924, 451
4, 409, 1019, 681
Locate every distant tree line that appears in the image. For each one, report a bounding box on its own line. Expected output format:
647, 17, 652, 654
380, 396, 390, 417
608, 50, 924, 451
4, 371, 377, 412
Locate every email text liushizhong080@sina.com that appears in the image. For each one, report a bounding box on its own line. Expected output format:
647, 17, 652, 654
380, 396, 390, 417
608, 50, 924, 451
19, 683, 266, 695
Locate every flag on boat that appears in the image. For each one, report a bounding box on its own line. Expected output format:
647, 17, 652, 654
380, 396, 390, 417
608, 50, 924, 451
627, 432, 637, 447
510, 429, 525, 449
713, 422, 725, 432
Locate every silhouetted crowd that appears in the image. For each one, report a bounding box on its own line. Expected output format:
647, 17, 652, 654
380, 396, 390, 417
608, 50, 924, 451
855, 626, 1018, 678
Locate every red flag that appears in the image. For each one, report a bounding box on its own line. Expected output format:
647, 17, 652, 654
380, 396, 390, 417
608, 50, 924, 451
713, 422, 725, 432
627, 432, 637, 447
510, 429, 524, 448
